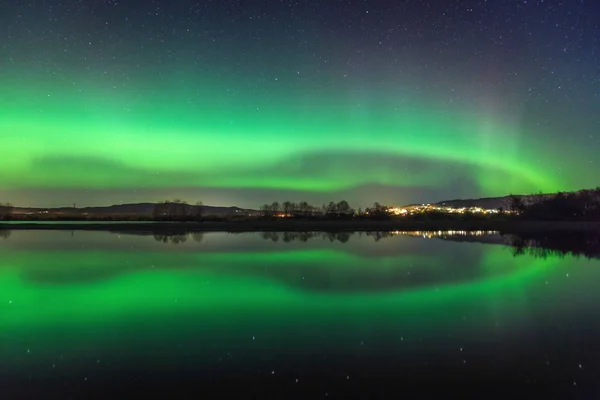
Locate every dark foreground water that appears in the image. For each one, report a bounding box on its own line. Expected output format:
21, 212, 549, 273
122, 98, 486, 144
1, 230, 599, 399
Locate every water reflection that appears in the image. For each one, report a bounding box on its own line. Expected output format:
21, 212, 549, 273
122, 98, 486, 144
260, 231, 354, 243
153, 233, 188, 244
0, 230, 484, 291
3, 228, 600, 261
1, 229, 600, 397
504, 231, 600, 260
1, 229, 599, 292
130, 229, 600, 260
116, 229, 504, 245
147, 229, 501, 244
247, 230, 498, 243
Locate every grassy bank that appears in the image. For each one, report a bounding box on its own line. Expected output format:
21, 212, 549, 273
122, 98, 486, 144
2, 219, 600, 233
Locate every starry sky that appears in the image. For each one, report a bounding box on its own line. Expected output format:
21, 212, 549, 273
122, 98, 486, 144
1, 0, 599, 208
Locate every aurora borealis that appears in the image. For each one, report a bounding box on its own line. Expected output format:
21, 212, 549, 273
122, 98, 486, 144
1, 1, 600, 207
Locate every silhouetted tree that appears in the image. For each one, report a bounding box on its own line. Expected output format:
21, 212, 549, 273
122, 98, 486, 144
194, 201, 203, 221
282, 201, 293, 216
307, 204, 319, 217
299, 201, 310, 217
366, 202, 390, 219
171, 199, 188, 220
515, 188, 600, 221
325, 201, 336, 216
153, 199, 190, 221
508, 195, 526, 214
0, 202, 13, 220
271, 201, 280, 215
336, 200, 351, 215
260, 204, 274, 218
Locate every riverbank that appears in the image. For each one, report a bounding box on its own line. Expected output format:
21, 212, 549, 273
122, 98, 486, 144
2, 220, 600, 233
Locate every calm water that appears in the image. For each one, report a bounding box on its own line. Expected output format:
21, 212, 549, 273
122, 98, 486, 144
1, 230, 599, 399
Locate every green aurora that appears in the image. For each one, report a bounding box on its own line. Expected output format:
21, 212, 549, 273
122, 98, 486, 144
2, 0, 600, 209
1, 231, 599, 372
0, 74, 578, 207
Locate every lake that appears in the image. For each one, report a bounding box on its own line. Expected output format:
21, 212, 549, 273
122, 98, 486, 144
1, 230, 599, 398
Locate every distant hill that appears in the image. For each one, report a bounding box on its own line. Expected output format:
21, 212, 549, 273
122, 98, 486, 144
12, 203, 260, 217
402, 196, 513, 210
10, 190, 593, 217
433, 196, 512, 210
431, 193, 558, 210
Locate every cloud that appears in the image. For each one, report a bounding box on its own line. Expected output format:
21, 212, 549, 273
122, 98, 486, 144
30, 150, 480, 189
217, 149, 474, 186
2, 150, 490, 207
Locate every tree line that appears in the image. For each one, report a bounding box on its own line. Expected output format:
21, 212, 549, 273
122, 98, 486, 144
143, 230, 405, 244
259, 230, 401, 243
259, 200, 392, 219
506, 230, 600, 260
508, 188, 600, 221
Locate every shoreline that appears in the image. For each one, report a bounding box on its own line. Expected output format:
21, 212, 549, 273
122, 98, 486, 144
2, 220, 600, 233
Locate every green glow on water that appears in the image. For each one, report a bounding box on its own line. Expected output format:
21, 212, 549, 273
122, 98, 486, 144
0, 235, 568, 328
0, 231, 598, 374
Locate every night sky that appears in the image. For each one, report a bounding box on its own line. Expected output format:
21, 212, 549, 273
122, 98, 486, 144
1, 0, 599, 208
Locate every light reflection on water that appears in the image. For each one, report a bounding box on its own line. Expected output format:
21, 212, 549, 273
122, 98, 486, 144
0, 230, 599, 398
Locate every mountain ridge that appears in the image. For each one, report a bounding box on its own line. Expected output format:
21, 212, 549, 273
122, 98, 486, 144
8, 190, 593, 216
12, 203, 259, 217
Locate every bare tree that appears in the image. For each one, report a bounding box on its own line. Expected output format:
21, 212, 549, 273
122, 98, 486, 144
508, 195, 525, 214
282, 201, 293, 217
299, 201, 309, 217
260, 204, 274, 218
271, 201, 280, 215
